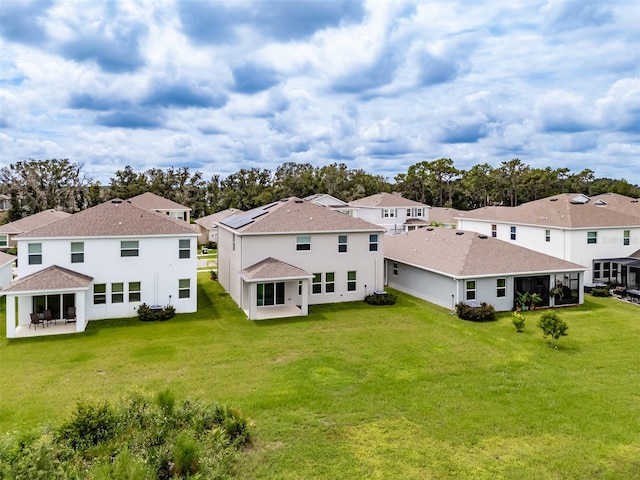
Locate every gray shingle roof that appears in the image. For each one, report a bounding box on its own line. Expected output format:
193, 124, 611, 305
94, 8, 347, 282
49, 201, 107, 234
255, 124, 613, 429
457, 193, 640, 228
590, 193, 640, 218
349, 192, 430, 208
0, 209, 71, 234
128, 192, 192, 211
385, 228, 585, 278
17, 199, 196, 239
239, 257, 312, 281
2, 265, 93, 293
220, 198, 384, 234
0, 251, 16, 267
194, 209, 243, 229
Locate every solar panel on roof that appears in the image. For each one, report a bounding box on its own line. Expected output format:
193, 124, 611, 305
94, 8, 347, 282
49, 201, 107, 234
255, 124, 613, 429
221, 207, 272, 229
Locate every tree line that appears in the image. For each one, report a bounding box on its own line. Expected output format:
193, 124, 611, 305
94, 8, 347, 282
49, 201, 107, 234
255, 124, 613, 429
1, 158, 639, 223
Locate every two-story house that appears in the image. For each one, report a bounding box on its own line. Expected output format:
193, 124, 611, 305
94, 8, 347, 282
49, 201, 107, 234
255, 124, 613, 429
0, 209, 71, 250
2, 199, 198, 338
456, 193, 640, 288
216, 197, 385, 320
348, 192, 430, 234
128, 192, 192, 223
194, 208, 242, 246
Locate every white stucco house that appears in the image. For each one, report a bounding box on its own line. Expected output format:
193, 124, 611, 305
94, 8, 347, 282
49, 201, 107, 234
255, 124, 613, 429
216, 197, 385, 320
385, 227, 586, 312
456, 193, 640, 288
128, 191, 192, 223
194, 208, 242, 246
348, 192, 431, 234
0, 251, 16, 290
0, 209, 71, 250
2, 198, 198, 338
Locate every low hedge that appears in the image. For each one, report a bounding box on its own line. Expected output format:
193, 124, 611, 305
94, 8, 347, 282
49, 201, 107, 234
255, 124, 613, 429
455, 302, 496, 322
364, 292, 397, 305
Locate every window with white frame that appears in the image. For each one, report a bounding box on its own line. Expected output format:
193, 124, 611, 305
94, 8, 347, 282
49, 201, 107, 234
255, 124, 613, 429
369, 234, 379, 252
510, 226, 516, 241
0, 234, 7, 247
466, 280, 476, 301
338, 235, 348, 253
496, 278, 506, 297
28, 243, 42, 265
593, 262, 601, 279
71, 242, 84, 263
325, 272, 335, 293
623, 230, 630, 246
112, 283, 124, 303
347, 271, 357, 291
383, 208, 396, 218
121, 240, 139, 257
393, 262, 398, 276
296, 235, 311, 251
312, 273, 322, 294
179, 239, 190, 258
257, 282, 284, 306
406, 208, 411, 217
587, 231, 597, 244
93, 284, 106, 304
129, 281, 141, 302
178, 278, 191, 298
545, 230, 551, 242
491, 224, 497, 238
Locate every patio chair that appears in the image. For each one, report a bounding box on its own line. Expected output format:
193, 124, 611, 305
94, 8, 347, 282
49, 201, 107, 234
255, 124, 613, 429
29, 313, 44, 330
44, 309, 56, 325
64, 307, 77, 324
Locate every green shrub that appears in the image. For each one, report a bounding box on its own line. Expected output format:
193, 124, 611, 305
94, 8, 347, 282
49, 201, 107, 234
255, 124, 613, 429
57, 400, 118, 450
455, 302, 496, 322
512, 312, 525, 332
364, 292, 397, 305
537, 311, 569, 347
137, 303, 176, 322
172, 432, 200, 477
591, 287, 611, 297
156, 388, 176, 417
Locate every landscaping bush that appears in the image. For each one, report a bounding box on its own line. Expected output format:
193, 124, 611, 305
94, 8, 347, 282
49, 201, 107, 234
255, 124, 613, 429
591, 287, 611, 297
512, 312, 525, 332
538, 311, 569, 347
364, 292, 397, 305
210, 269, 218, 281
57, 400, 118, 450
137, 303, 176, 322
455, 302, 496, 322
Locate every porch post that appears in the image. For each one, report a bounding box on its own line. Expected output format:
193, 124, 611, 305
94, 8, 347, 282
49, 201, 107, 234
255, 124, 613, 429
301, 279, 309, 316
5, 294, 16, 338
248, 282, 257, 320
76, 292, 87, 333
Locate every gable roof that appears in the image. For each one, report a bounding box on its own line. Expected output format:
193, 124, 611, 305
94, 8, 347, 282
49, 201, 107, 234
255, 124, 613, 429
128, 192, 191, 212
349, 192, 429, 208
304, 193, 349, 208
590, 193, 640, 218
17, 199, 196, 239
0, 209, 71, 235
239, 257, 312, 281
2, 265, 93, 293
457, 193, 640, 228
0, 251, 15, 267
194, 209, 243, 229
428, 207, 462, 226
385, 228, 585, 278
219, 197, 384, 234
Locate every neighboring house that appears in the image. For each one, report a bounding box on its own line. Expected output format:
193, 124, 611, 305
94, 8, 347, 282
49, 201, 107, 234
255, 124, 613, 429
216, 197, 385, 320
456, 193, 640, 287
0, 251, 16, 290
0, 194, 11, 211
385, 228, 586, 312
427, 206, 462, 228
128, 192, 192, 223
194, 208, 243, 246
0, 209, 72, 250
2, 199, 198, 338
348, 192, 430, 234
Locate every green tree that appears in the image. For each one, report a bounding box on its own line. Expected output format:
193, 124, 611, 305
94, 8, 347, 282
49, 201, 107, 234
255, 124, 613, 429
459, 163, 495, 208
220, 168, 274, 210
499, 159, 529, 206
108, 166, 148, 199
273, 162, 318, 199
537, 311, 569, 347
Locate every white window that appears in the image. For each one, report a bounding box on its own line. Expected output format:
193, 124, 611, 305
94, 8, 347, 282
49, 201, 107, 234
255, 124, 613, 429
71, 242, 84, 263
121, 240, 139, 257
296, 236, 311, 251
497, 278, 506, 298
93, 284, 106, 304
587, 231, 597, 244
0, 235, 7, 247
129, 281, 141, 302
393, 262, 398, 276
325, 272, 335, 293
179, 239, 190, 259
466, 280, 476, 301
347, 271, 357, 291
369, 234, 379, 252
624, 230, 630, 246
338, 235, 348, 253
491, 224, 497, 238
112, 283, 124, 303
257, 282, 284, 306
28, 243, 42, 265
312, 273, 322, 294
383, 208, 396, 218
545, 230, 551, 242
178, 278, 191, 298
510, 226, 516, 241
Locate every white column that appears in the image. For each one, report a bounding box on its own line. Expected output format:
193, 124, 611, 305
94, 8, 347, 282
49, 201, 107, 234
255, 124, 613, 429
301, 279, 309, 316
5, 294, 16, 338
76, 291, 87, 333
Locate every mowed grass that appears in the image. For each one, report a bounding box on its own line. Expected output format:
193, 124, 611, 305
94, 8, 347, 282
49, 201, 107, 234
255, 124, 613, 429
1, 275, 640, 479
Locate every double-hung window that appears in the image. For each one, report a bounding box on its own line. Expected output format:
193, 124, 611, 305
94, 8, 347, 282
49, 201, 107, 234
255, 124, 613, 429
510, 226, 516, 241
179, 239, 190, 258
466, 280, 476, 301
347, 271, 357, 291
587, 231, 597, 244
111, 283, 124, 303
383, 208, 396, 218
312, 273, 322, 294
369, 234, 379, 252
393, 262, 398, 276
121, 240, 139, 257
179, 278, 191, 298
545, 230, 551, 242
129, 282, 141, 302
623, 230, 630, 246
0, 235, 7, 247
496, 278, 506, 297
93, 284, 107, 304
71, 242, 84, 263
28, 243, 42, 265
338, 235, 348, 253
491, 224, 497, 238
325, 272, 335, 293
296, 236, 311, 251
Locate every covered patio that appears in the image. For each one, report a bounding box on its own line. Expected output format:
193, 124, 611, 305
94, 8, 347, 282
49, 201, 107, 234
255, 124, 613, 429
2, 265, 93, 338
239, 257, 312, 321
593, 251, 640, 290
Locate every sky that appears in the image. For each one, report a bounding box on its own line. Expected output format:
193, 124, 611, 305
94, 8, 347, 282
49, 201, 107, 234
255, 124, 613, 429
1, 0, 639, 186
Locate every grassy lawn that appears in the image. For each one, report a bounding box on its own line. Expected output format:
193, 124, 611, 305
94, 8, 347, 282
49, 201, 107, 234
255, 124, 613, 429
1, 275, 640, 479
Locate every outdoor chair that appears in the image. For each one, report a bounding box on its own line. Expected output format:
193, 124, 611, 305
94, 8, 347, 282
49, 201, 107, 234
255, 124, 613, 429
29, 313, 44, 330
64, 307, 77, 324
44, 309, 56, 325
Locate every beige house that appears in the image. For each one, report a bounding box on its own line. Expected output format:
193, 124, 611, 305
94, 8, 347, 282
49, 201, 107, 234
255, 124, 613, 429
385, 227, 586, 312
217, 197, 385, 320
128, 192, 192, 223
349, 192, 430, 234
0, 209, 71, 250
194, 208, 242, 246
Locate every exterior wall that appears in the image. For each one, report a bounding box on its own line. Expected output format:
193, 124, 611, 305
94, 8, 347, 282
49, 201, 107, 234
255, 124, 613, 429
0, 261, 14, 290
15, 234, 198, 320
385, 260, 457, 310
354, 207, 428, 234
217, 227, 243, 305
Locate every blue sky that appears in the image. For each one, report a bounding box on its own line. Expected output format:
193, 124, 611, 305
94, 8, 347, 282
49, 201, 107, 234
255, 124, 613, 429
1, 0, 639, 186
